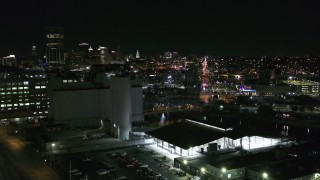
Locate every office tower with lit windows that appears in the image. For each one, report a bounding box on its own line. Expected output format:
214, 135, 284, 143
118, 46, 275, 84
135, 50, 140, 59
46, 27, 64, 64
0, 69, 48, 121
2, 55, 17, 67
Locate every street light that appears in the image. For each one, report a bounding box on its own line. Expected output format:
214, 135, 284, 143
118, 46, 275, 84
50, 143, 55, 168
201, 167, 206, 173
183, 160, 188, 165
221, 167, 227, 173
262, 172, 268, 179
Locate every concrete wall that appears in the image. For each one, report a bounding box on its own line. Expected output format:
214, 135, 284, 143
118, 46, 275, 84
131, 87, 144, 122
48, 76, 143, 139
51, 89, 109, 127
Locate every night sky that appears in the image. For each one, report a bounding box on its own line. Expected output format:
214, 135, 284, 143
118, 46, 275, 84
1, 0, 320, 57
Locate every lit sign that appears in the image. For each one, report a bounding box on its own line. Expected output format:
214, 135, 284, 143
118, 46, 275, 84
46, 34, 64, 38
241, 84, 256, 92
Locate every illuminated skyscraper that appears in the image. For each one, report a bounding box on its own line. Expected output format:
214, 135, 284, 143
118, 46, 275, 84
31, 46, 39, 64
2, 55, 17, 67
46, 27, 64, 64
135, 50, 140, 59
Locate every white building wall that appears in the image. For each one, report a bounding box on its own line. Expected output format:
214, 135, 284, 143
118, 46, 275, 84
49, 76, 143, 139
110, 76, 131, 140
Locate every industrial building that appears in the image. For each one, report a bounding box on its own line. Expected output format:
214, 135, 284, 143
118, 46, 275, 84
47, 74, 143, 140
146, 119, 282, 156
283, 79, 320, 95
147, 119, 320, 180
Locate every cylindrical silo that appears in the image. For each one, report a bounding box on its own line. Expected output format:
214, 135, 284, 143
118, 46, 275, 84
110, 76, 131, 140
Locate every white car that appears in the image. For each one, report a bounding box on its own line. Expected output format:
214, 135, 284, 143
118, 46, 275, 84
187, 176, 200, 180
139, 164, 148, 168
70, 169, 78, 173
82, 157, 92, 162
96, 169, 108, 175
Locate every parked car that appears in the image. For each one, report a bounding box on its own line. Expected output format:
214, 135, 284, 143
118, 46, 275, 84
96, 169, 108, 175
81, 156, 93, 162
175, 170, 186, 177
70, 169, 78, 173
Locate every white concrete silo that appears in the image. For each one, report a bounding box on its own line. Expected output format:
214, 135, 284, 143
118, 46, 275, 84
110, 76, 132, 140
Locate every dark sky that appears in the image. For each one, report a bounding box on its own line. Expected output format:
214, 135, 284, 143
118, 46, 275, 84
1, 0, 320, 57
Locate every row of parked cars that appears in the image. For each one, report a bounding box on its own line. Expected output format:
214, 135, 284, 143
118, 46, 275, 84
69, 154, 126, 180
95, 159, 127, 180
109, 151, 168, 180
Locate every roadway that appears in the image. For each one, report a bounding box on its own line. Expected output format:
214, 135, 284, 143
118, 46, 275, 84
0, 125, 60, 180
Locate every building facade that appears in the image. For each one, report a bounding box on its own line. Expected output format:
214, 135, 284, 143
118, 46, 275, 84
0, 71, 48, 121
48, 75, 143, 140
46, 27, 64, 64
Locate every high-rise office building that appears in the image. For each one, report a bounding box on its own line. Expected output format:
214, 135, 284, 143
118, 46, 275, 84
2, 55, 17, 67
31, 46, 39, 64
135, 50, 140, 59
46, 27, 64, 64
0, 70, 48, 121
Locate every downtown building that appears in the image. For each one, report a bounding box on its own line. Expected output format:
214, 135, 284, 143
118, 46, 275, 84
46, 27, 64, 64
0, 67, 48, 122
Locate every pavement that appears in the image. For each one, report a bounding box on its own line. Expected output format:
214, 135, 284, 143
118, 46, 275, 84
0, 125, 60, 180
54, 146, 193, 180
47, 137, 154, 155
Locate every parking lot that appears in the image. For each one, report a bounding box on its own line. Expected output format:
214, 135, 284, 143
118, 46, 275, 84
53, 145, 193, 180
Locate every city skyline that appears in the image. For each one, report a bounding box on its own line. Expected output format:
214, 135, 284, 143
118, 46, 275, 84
1, 0, 320, 57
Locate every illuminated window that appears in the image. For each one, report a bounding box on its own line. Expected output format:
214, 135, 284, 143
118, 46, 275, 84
41, 86, 46, 89
18, 87, 23, 89
35, 86, 40, 89
23, 81, 29, 85
24, 87, 29, 89
12, 87, 17, 90
63, 80, 67, 83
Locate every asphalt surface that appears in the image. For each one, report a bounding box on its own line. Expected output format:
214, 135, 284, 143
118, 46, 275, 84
54, 146, 193, 180
0, 125, 60, 180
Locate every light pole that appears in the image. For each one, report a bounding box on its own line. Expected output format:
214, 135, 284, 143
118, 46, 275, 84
50, 143, 55, 168
69, 160, 72, 180
201, 167, 206, 178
